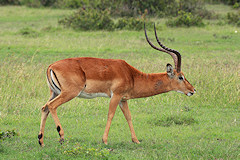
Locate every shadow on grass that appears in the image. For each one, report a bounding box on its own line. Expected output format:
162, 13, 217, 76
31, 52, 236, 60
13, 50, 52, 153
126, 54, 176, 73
150, 115, 198, 127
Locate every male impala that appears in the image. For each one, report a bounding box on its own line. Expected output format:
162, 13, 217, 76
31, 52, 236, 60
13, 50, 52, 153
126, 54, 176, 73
38, 24, 195, 146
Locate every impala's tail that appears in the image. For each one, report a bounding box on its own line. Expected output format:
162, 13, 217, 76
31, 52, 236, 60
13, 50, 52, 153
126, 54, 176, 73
46, 68, 61, 95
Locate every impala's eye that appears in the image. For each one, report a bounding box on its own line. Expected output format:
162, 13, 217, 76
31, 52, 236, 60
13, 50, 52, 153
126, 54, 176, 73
178, 76, 184, 81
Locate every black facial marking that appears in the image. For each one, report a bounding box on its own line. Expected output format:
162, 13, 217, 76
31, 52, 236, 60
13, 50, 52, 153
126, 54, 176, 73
38, 133, 43, 139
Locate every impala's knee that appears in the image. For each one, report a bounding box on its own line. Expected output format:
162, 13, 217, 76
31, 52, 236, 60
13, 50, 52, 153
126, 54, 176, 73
41, 105, 49, 112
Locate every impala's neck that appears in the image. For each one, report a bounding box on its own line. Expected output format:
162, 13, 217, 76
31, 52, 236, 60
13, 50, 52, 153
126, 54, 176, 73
130, 72, 172, 99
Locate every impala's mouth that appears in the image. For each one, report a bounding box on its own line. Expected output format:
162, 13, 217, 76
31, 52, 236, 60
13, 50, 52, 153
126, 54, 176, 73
177, 89, 196, 96
187, 89, 196, 96
187, 92, 194, 96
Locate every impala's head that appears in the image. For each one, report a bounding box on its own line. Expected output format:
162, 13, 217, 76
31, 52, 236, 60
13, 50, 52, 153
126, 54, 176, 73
144, 23, 196, 96
166, 63, 196, 96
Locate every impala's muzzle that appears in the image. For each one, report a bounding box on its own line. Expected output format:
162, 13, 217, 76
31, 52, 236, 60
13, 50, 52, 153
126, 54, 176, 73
187, 89, 196, 96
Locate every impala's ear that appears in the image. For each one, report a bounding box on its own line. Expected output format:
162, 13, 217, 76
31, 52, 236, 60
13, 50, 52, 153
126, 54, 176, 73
166, 63, 174, 78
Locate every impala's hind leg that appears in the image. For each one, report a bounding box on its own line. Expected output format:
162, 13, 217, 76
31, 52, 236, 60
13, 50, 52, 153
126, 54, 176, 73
38, 91, 58, 147
38, 67, 86, 146
47, 90, 80, 145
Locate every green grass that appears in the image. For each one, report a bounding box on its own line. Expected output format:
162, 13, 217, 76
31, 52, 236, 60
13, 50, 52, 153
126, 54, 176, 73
0, 6, 240, 160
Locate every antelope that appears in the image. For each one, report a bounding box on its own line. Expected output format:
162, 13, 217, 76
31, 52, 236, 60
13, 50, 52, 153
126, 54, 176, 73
38, 24, 196, 146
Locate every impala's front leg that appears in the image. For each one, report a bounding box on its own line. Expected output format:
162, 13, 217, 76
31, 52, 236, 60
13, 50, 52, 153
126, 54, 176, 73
120, 101, 140, 144
102, 94, 122, 145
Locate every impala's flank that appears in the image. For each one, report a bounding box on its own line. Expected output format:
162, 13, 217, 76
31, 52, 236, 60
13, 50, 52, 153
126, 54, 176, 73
38, 24, 195, 146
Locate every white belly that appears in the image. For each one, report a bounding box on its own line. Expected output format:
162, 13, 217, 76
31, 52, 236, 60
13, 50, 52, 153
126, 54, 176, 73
77, 91, 110, 99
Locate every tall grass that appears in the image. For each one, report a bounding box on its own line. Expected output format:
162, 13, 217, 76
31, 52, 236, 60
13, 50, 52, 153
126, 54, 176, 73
0, 6, 239, 159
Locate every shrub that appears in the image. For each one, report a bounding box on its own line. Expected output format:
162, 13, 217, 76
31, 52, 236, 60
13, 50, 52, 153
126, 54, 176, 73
166, 11, 205, 27
226, 0, 240, 5
59, 8, 114, 31
179, 0, 215, 19
0, 0, 20, 5
52, 0, 83, 8
20, 0, 42, 8
39, 0, 56, 6
115, 17, 145, 31
14, 0, 205, 18
227, 11, 240, 26
126, 0, 178, 17
59, 8, 150, 31
233, 2, 240, 8
54, 0, 178, 17
179, 0, 204, 13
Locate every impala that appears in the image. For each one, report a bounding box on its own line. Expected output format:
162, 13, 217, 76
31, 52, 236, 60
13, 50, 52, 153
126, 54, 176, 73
38, 24, 196, 146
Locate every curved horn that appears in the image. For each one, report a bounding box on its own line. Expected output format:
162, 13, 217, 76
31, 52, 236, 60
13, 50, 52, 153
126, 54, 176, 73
153, 24, 181, 72
144, 24, 179, 68
144, 23, 181, 72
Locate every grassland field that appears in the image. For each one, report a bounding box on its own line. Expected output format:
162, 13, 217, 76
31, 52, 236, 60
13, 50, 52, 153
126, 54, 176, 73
0, 5, 239, 160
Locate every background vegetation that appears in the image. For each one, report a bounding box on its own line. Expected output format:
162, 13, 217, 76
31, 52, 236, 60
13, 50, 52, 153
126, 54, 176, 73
1, 0, 240, 29
0, 0, 239, 159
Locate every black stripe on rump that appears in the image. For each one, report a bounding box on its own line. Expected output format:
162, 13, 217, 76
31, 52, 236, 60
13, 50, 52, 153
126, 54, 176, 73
50, 69, 61, 92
